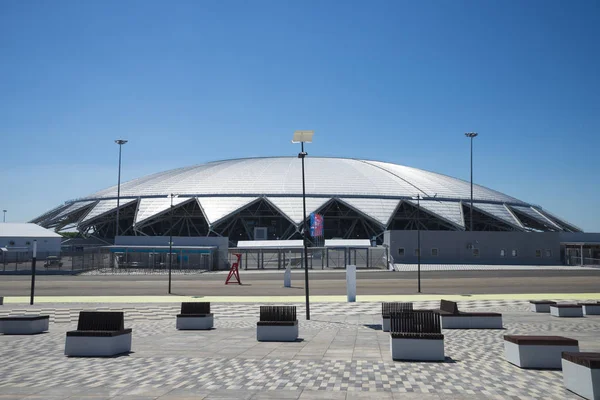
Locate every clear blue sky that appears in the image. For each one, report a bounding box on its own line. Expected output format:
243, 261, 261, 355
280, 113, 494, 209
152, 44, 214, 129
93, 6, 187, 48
1, 0, 598, 231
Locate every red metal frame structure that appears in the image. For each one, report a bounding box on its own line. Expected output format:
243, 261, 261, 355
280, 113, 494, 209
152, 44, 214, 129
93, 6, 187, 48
225, 253, 242, 285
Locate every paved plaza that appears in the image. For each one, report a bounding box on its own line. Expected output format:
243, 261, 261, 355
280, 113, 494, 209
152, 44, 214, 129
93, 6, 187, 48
1, 299, 600, 399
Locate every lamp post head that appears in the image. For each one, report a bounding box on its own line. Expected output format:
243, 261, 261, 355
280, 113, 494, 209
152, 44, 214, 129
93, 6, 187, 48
292, 130, 314, 144
115, 139, 128, 145
465, 132, 478, 138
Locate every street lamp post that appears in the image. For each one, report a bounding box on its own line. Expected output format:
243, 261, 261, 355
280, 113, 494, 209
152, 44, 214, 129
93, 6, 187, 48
167, 193, 178, 294
114, 139, 128, 237
465, 133, 478, 231
2, 210, 6, 222
292, 130, 314, 321
416, 194, 421, 293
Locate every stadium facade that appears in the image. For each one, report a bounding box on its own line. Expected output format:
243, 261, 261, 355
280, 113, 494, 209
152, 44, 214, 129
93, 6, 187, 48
32, 157, 582, 246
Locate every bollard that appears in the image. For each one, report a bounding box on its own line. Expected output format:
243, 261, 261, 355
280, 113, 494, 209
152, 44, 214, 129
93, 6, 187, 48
284, 264, 291, 288
346, 264, 356, 302
283, 252, 292, 288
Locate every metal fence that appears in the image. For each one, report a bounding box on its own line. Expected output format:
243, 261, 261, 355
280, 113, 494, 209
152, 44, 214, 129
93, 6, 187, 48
566, 256, 600, 267
1, 247, 215, 274
1, 251, 63, 273
228, 246, 390, 270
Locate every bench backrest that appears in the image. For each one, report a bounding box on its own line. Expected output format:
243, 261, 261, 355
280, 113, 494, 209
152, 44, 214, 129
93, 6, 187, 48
382, 302, 413, 317
440, 300, 459, 315
77, 311, 124, 331
390, 310, 441, 334
181, 302, 210, 314
260, 306, 296, 322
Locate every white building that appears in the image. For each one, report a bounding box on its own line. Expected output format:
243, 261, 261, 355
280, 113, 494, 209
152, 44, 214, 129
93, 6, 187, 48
0, 223, 62, 261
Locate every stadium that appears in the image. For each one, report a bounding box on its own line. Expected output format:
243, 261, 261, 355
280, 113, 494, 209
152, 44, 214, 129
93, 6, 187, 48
31, 157, 581, 246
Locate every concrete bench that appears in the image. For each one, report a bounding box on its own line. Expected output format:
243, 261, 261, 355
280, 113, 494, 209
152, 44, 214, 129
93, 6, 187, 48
381, 302, 412, 332
436, 300, 503, 329
530, 300, 556, 313
176, 302, 213, 330
0, 315, 49, 335
580, 303, 600, 316
390, 311, 444, 361
562, 352, 600, 400
504, 335, 579, 369
257, 306, 298, 342
65, 311, 132, 357
550, 304, 584, 318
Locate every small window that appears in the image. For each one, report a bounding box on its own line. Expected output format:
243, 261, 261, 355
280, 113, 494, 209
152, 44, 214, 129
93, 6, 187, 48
414, 249, 420, 256
473, 248, 480, 257
431, 248, 439, 256
512, 249, 518, 257
535, 249, 542, 258
500, 249, 506, 257
8, 240, 15, 246
25, 241, 31, 246
398, 248, 405, 257
545, 249, 552, 257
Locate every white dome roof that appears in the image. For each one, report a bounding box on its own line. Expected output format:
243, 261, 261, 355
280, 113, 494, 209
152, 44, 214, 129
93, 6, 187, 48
34, 157, 578, 232
87, 157, 522, 202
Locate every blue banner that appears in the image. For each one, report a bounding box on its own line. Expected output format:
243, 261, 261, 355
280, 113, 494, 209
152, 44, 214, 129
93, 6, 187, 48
310, 213, 324, 237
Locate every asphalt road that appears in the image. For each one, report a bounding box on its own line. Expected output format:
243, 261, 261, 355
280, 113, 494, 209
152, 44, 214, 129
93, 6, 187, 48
1, 269, 599, 296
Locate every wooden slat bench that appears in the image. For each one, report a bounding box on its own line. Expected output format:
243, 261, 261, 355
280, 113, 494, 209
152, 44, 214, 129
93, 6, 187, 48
176, 302, 214, 330
562, 352, 600, 400
550, 304, 584, 318
503, 335, 579, 369
257, 306, 298, 342
579, 303, 600, 316
65, 311, 132, 357
390, 310, 444, 361
0, 315, 49, 335
530, 300, 557, 313
435, 300, 503, 329
381, 302, 413, 332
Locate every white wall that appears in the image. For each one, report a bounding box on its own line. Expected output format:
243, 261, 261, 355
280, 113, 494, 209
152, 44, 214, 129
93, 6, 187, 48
0, 236, 62, 261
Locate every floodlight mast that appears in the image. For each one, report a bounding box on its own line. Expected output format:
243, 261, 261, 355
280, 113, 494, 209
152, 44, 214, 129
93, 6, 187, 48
464, 133, 478, 231
114, 139, 128, 237
292, 130, 314, 320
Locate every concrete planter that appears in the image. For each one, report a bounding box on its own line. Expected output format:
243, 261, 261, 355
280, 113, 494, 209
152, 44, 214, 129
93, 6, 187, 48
504, 340, 578, 369
562, 354, 600, 400
390, 336, 445, 361
582, 304, 600, 316
0, 316, 49, 335
65, 333, 132, 357
256, 323, 298, 342
441, 315, 503, 329
382, 317, 390, 332
550, 305, 583, 318
176, 315, 214, 330
530, 301, 556, 313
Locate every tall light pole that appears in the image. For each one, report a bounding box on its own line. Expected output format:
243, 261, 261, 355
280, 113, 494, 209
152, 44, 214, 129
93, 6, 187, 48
292, 130, 314, 321
114, 139, 128, 238
465, 133, 478, 231
416, 194, 421, 293
167, 193, 178, 294
2, 210, 6, 222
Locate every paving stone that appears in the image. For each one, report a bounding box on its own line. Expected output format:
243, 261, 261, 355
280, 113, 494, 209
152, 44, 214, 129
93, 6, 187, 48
0, 300, 595, 399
